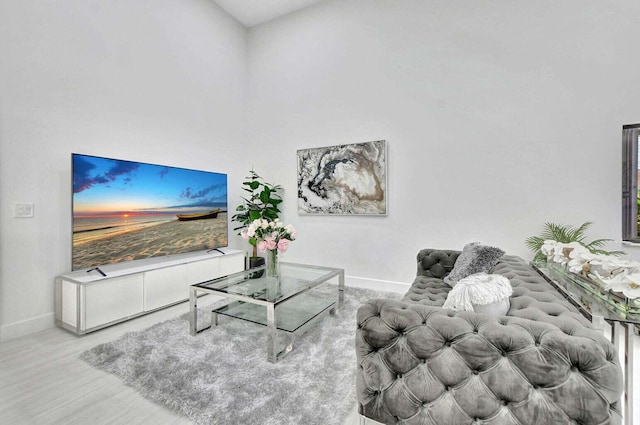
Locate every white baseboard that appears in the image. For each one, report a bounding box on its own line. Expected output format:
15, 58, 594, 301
345, 275, 410, 294
0, 312, 55, 343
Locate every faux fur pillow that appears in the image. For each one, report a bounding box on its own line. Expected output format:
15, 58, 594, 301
443, 242, 505, 287
442, 272, 513, 315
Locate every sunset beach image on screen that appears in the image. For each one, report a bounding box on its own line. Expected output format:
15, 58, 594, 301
72, 153, 228, 270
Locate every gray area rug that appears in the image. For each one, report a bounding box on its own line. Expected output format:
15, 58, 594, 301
80, 285, 400, 425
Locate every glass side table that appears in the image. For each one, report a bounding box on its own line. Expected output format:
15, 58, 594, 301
532, 263, 638, 425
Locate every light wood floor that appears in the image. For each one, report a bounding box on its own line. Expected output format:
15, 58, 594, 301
0, 299, 366, 425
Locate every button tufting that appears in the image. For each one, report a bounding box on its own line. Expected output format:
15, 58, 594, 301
354, 253, 624, 423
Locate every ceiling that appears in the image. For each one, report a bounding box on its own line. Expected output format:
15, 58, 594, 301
213, 0, 328, 27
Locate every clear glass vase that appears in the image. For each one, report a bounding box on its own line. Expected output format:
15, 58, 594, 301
266, 249, 279, 278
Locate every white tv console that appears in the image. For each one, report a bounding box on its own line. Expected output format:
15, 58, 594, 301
55, 248, 245, 335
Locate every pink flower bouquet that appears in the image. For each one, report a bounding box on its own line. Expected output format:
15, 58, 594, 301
241, 219, 296, 254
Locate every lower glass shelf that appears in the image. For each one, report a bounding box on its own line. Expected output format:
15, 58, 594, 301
213, 292, 335, 333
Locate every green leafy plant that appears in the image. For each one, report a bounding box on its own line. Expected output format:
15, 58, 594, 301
232, 169, 283, 257
525, 221, 625, 264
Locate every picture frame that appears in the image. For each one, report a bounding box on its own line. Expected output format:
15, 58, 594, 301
297, 140, 387, 215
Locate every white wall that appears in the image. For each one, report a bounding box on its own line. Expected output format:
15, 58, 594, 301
3, 0, 640, 341
246, 0, 640, 285
0, 0, 248, 341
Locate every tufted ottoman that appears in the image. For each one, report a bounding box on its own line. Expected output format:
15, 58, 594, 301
356, 249, 623, 425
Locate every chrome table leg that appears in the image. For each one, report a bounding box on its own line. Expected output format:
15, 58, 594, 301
189, 287, 198, 336
624, 324, 634, 425
267, 304, 278, 363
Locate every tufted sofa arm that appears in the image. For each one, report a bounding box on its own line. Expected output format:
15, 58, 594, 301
356, 299, 622, 425
416, 249, 461, 279
402, 250, 461, 307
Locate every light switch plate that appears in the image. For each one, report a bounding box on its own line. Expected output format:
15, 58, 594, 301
15, 203, 34, 218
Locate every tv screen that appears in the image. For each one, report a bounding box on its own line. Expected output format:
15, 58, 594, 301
72, 153, 228, 270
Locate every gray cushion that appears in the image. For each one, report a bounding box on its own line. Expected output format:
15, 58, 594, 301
356, 299, 622, 425
443, 242, 505, 287
402, 275, 451, 306
356, 249, 623, 425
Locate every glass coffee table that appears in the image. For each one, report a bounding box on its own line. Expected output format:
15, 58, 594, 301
189, 262, 345, 362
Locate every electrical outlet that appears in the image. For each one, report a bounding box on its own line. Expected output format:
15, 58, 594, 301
15, 203, 34, 218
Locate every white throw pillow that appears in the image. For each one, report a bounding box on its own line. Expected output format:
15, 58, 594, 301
442, 272, 512, 316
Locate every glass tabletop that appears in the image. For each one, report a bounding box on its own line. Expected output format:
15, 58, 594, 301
192, 262, 343, 304
533, 263, 640, 325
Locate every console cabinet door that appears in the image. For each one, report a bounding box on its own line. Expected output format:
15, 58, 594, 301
144, 266, 188, 311
186, 257, 220, 285
83, 274, 144, 330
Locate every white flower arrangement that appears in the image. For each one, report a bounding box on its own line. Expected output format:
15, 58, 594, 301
542, 240, 640, 299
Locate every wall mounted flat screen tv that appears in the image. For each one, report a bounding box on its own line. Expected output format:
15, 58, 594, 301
72, 153, 228, 270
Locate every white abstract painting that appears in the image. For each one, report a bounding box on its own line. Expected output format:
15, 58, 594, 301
297, 140, 387, 215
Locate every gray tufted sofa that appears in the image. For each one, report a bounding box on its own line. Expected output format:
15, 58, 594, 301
356, 249, 623, 425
